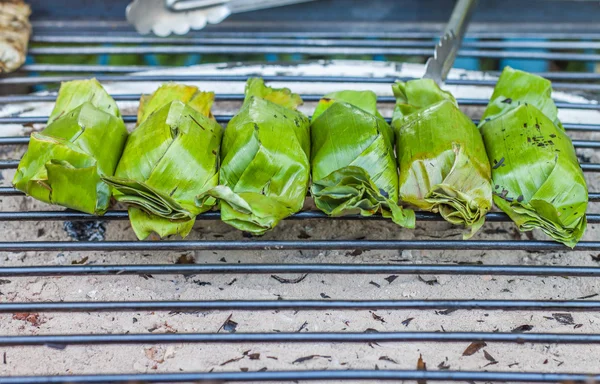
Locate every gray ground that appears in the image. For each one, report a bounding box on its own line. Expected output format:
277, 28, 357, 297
0, 61, 598, 380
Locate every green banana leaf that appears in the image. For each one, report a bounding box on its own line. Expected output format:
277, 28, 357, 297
392, 79, 492, 238
198, 78, 310, 234
13, 79, 127, 215
310, 90, 415, 228
479, 67, 587, 247
103, 84, 222, 240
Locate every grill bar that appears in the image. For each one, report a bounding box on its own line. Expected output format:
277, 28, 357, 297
3, 370, 600, 384
0, 210, 598, 224
25, 46, 600, 62
0, 240, 598, 252
1, 263, 600, 277
29, 35, 600, 50
5, 74, 600, 92
27, 26, 600, 39
0, 94, 596, 109
2, 300, 600, 312
10, 68, 600, 83
1, 332, 599, 346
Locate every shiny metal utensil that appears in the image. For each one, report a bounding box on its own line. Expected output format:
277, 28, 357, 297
127, 0, 316, 36
423, 0, 478, 85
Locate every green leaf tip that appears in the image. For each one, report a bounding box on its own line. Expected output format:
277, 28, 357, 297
244, 77, 303, 110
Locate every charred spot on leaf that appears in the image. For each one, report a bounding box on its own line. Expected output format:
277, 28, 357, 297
379, 188, 389, 198
254, 123, 260, 131
169, 186, 178, 197
517, 195, 524, 202
523, 123, 527, 128
502, 98, 512, 104
492, 157, 505, 169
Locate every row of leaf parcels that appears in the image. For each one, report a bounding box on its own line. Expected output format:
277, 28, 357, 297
12, 68, 587, 246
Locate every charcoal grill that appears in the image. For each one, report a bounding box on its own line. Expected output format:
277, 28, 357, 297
1, 0, 600, 382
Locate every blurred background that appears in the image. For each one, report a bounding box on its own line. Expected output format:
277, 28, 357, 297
8, 0, 600, 93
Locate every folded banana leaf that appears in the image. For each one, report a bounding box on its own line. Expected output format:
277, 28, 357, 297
310, 90, 415, 227
198, 78, 310, 234
479, 67, 587, 247
13, 79, 127, 215
392, 79, 492, 238
103, 84, 222, 240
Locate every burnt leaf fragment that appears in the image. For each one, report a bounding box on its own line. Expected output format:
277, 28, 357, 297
511, 324, 534, 333
292, 355, 332, 364
462, 341, 487, 356
379, 356, 398, 364
270, 274, 308, 284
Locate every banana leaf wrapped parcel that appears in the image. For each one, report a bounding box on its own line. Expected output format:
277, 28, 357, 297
198, 78, 310, 234
104, 84, 222, 240
13, 79, 128, 215
392, 79, 492, 237
479, 67, 587, 247
310, 90, 415, 227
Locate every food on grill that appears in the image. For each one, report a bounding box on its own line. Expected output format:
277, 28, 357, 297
392, 79, 492, 237
310, 90, 415, 227
479, 67, 587, 247
198, 78, 310, 234
0, 0, 31, 73
13, 79, 128, 215
104, 84, 222, 240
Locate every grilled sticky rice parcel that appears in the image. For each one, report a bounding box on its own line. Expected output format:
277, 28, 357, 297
0, 0, 31, 73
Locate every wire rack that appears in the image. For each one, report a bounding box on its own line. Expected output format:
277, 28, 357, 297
1, 1, 600, 382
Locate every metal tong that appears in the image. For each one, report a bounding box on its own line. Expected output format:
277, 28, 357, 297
423, 0, 478, 85
127, 0, 315, 36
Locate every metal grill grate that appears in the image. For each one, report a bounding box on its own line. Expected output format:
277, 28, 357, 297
1, 1, 600, 382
